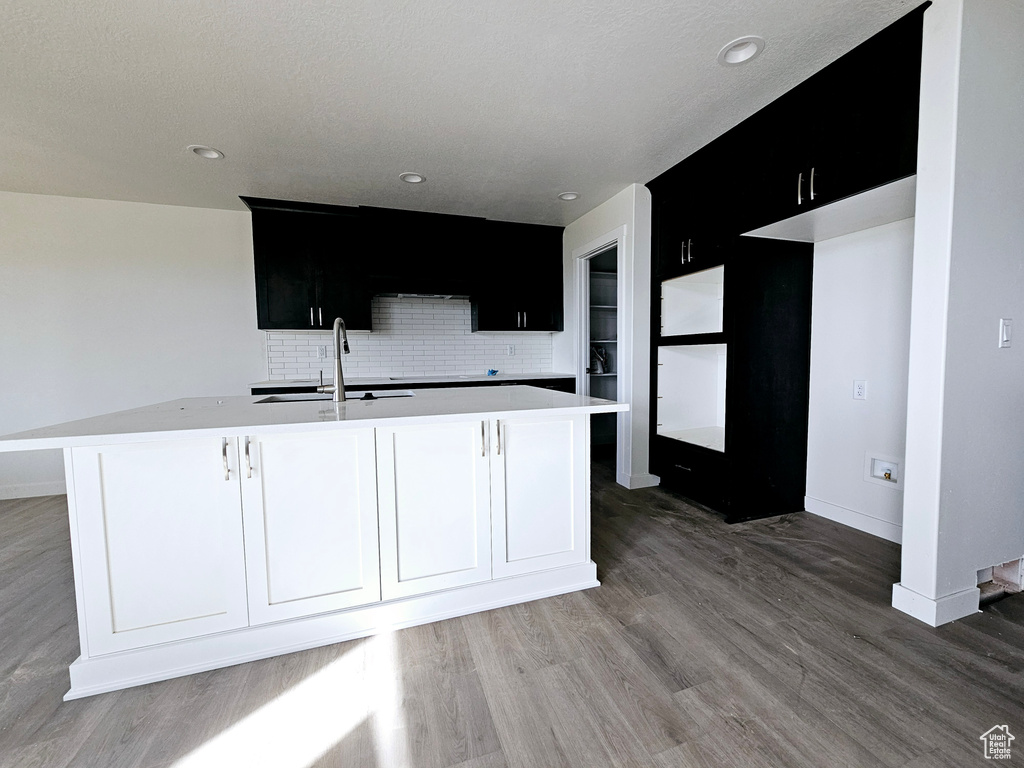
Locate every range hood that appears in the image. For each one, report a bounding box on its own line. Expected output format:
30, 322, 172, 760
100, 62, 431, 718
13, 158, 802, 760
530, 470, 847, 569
375, 292, 470, 300
369, 272, 474, 301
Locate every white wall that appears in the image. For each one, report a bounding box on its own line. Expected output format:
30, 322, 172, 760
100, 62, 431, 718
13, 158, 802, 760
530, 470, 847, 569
558, 184, 656, 489
894, 0, 1024, 626
265, 297, 553, 380
805, 219, 915, 542
0, 192, 265, 498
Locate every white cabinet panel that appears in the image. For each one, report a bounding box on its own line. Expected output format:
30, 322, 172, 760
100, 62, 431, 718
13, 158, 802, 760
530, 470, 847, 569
240, 429, 381, 624
491, 414, 590, 578
376, 421, 491, 599
71, 439, 249, 656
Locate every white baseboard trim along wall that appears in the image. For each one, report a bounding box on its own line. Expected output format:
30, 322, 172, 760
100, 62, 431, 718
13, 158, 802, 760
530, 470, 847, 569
804, 496, 903, 544
0, 480, 66, 501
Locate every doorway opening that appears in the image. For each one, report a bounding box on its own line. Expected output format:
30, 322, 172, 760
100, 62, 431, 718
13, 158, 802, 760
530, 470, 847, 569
584, 246, 619, 468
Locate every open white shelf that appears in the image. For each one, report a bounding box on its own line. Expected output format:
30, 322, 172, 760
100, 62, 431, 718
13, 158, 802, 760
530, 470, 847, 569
661, 265, 724, 337
659, 426, 724, 452
657, 344, 727, 452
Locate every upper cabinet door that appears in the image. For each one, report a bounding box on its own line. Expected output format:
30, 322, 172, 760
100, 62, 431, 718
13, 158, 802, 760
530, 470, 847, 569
489, 414, 589, 578
375, 421, 492, 600
472, 221, 564, 331
240, 429, 381, 625
806, 8, 924, 206
317, 211, 373, 331
749, 7, 925, 230
252, 210, 319, 330
247, 201, 374, 331
70, 438, 250, 655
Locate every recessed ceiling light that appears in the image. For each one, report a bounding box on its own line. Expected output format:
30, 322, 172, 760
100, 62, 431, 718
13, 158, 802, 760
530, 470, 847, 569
187, 145, 224, 159
399, 172, 425, 184
558, 192, 580, 201
717, 36, 765, 66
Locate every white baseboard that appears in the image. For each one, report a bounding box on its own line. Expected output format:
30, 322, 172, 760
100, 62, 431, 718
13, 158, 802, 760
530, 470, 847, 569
804, 496, 902, 543
892, 583, 980, 626
0, 480, 66, 500
617, 471, 660, 489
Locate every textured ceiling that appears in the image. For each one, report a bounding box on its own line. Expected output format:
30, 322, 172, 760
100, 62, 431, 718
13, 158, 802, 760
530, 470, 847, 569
1, 0, 916, 225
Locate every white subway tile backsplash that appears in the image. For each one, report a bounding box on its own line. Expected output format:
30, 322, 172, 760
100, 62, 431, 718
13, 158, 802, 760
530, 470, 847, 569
266, 297, 553, 380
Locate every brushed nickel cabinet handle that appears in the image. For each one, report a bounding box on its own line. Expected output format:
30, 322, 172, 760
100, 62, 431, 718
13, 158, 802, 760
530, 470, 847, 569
481, 421, 485, 457
497, 420, 502, 455
523, 311, 527, 327
310, 307, 314, 327
797, 172, 803, 205
810, 167, 816, 201
222, 438, 230, 481
318, 306, 323, 326
687, 239, 692, 262
245, 437, 252, 478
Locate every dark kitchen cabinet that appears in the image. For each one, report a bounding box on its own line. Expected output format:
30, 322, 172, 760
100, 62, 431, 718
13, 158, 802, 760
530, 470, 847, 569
244, 198, 372, 331
471, 220, 564, 332
652, 239, 813, 522
359, 207, 484, 297
647, 5, 926, 521
738, 6, 926, 231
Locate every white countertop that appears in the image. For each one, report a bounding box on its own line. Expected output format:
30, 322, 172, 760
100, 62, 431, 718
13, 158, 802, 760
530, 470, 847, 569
0, 386, 627, 452
250, 372, 576, 389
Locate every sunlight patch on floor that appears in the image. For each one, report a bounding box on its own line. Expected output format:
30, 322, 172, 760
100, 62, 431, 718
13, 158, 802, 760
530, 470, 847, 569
170, 632, 406, 768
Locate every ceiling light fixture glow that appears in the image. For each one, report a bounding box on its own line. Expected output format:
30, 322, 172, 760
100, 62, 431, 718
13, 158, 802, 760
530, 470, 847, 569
558, 192, 580, 201
717, 36, 765, 66
188, 145, 224, 159
399, 172, 425, 183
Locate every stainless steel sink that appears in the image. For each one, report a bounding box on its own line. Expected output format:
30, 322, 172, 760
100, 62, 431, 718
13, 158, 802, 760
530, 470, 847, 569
255, 393, 332, 403
256, 390, 415, 403
389, 375, 471, 381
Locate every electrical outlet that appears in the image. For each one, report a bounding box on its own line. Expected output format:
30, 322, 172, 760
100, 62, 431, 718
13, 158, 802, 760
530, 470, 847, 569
853, 380, 867, 400
506, 344, 515, 356
316, 345, 327, 360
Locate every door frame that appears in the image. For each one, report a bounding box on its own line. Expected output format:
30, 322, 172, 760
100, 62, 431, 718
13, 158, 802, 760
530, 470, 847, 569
573, 226, 627, 477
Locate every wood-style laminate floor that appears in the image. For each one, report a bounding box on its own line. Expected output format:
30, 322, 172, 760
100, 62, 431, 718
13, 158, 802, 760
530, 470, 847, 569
2, 466, 1022, 768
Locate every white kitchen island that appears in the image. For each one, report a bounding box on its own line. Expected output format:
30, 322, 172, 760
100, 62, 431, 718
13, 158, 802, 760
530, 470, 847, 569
0, 386, 626, 699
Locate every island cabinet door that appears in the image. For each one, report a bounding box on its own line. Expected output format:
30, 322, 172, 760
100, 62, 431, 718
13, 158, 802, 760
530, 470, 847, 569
375, 421, 492, 600
489, 414, 590, 578
239, 429, 381, 624
70, 439, 249, 656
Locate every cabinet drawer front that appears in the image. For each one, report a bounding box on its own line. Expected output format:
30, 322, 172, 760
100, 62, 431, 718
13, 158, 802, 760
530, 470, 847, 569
376, 422, 491, 599
240, 429, 381, 624
491, 414, 589, 578
70, 440, 249, 656
652, 437, 730, 512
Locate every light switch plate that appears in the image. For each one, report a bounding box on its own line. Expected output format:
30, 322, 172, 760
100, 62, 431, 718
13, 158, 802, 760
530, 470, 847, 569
999, 318, 1012, 348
